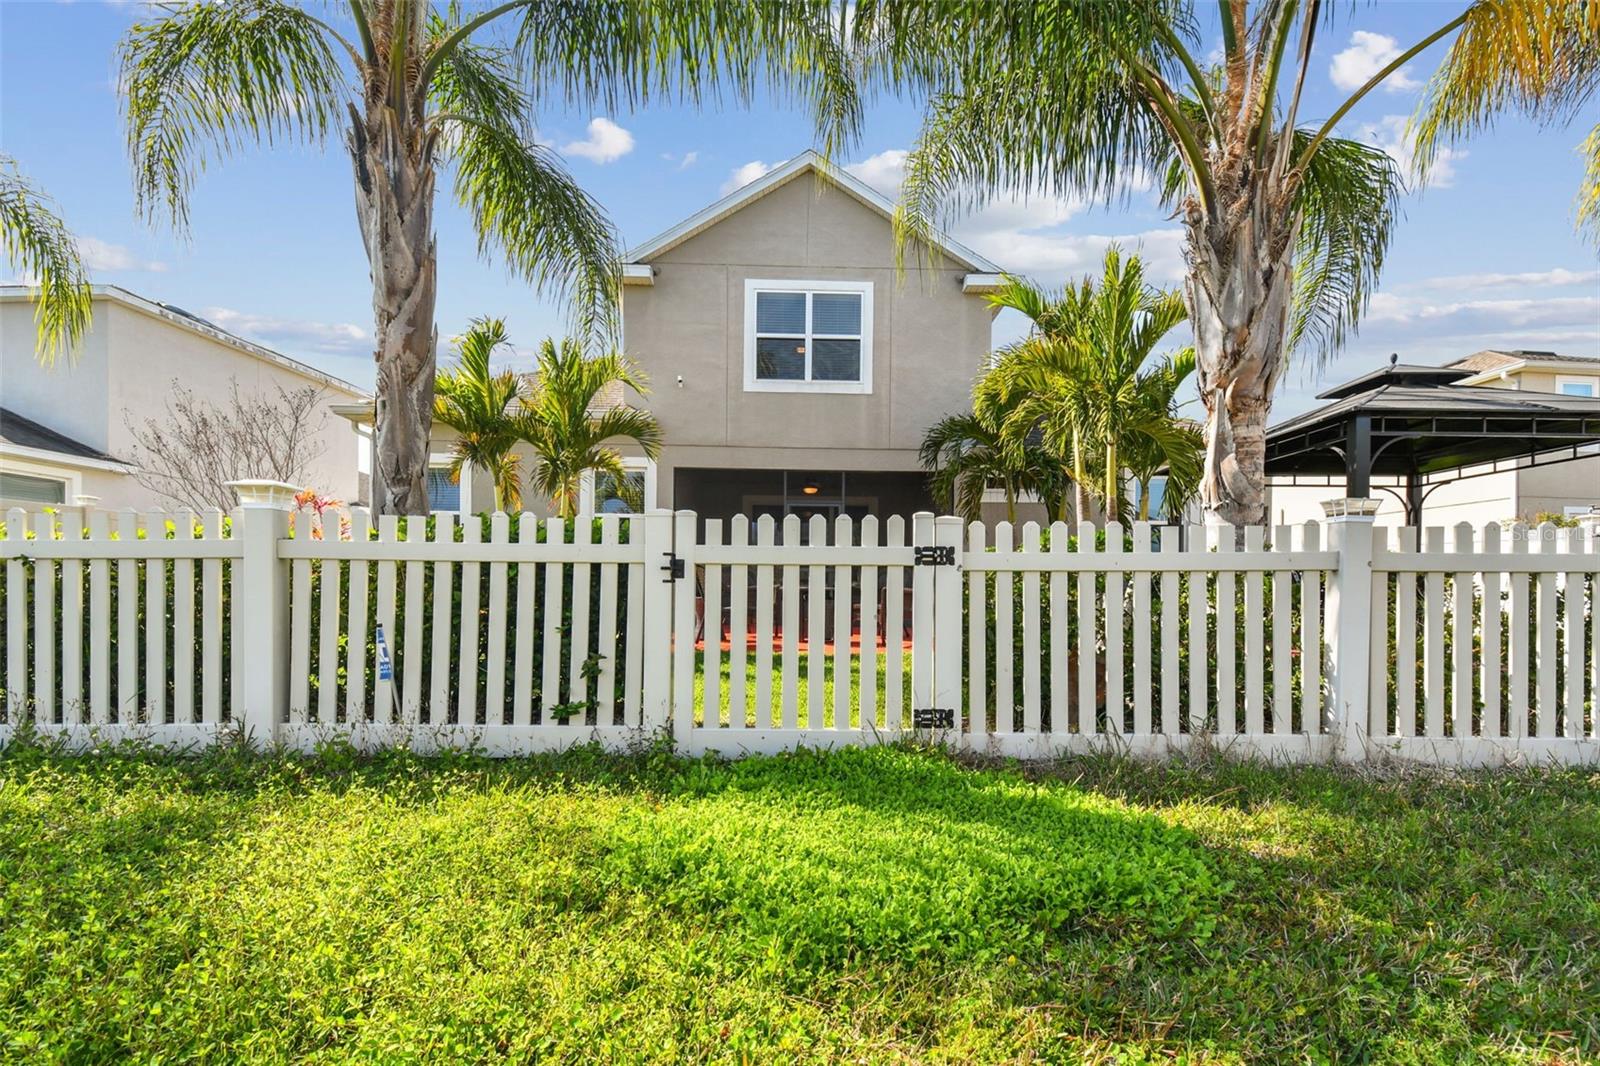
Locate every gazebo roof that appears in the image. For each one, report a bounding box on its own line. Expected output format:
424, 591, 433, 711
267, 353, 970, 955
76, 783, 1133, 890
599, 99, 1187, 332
1266, 362, 1600, 478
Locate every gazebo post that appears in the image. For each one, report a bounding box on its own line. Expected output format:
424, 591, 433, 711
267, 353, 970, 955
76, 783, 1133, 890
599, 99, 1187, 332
1343, 416, 1372, 499
1404, 472, 1423, 528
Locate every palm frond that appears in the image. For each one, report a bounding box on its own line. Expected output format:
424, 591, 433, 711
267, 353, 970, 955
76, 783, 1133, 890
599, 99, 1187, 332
0, 157, 92, 362
119, 0, 347, 233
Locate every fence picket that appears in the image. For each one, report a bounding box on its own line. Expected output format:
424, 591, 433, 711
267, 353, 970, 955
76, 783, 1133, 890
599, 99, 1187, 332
481, 513, 506, 725
31, 512, 56, 725
1103, 523, 1123, 734
373, 515, 399, 725
1076, 521, 1097, 735
1451, 523, 1475, 738
1021, 522, 1043, 737
884, 515, 905, 733
1301, 522, 1323, 737
727, 515, 750, 729
1213, 526, 1236, 736
623, 515, 645, 730
807, 514, 827, 730
116, 511, 138, 724
1395, 527, 1418, 737
432, 514, 457, 725
781, 514, 801, 730
1423, 527, 1446, 739
911, 513, 934, 725
201, 511, 224, 725
567, 515, 592, 721
1507, 524, 1530, 740
703, 519, 724, 728
1187, 524, 1208, 735
289, 510, 312, 723
1272, 525, 1292, 735
88, 511, 110, 726
402, 518, 427, 724
1131, 523, 1152, 736
344, 509, 370, 723
316, 522, 342, 724
993, 521, 1013, 735
1159, 529, 1181, 736
539, 518, 562, 724
1243, 527, 1265, 736
859, 516, 880, 731
753, 515, 775, 727
832, 514, 852, 730
1048, 522, 1069, 735
671, 511, 697, 738
1479, 523, 1502, 738
61, 512, 84, 723
453, 515, 480, 726
968, 522, 988, 739
4, 510, 24, 720
142, 511, 165, 726
596, 515, 621, 727
1563, 527, 1586, 738
1535, 522, 1558, 738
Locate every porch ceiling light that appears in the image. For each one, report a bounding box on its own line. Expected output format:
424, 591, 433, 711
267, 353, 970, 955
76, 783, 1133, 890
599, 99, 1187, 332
801, 481, 820, 495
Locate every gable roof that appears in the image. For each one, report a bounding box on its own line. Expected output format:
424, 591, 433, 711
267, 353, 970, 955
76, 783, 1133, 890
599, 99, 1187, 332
624, 150, 1003, 275
1449, 349, 1600, 376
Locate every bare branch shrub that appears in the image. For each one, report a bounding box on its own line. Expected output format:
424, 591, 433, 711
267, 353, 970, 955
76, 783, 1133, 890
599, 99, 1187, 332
126, 379, 329, 510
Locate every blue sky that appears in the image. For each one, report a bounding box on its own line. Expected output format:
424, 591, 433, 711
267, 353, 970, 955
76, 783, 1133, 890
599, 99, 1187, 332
2, 0, 1596, 420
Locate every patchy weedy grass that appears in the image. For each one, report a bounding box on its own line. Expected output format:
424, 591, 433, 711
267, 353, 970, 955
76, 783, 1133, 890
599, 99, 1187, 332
0, 741, 1595, 1064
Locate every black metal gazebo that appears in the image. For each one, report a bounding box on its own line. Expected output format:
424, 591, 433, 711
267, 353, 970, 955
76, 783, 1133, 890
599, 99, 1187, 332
1264, 359, 1600, 525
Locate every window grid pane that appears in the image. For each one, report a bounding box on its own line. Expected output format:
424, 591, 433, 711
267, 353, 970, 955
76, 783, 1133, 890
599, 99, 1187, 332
752, 288, 865, 385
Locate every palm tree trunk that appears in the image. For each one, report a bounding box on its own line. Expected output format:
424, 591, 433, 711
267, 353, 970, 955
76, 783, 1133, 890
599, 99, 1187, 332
1184, 182, 1296, 530
1005, 482, 1016, 525
1104, 440, 1118, 523
349, 106, 439, 516
1072, 430, 1088, 525
1139, 479, 1151, 522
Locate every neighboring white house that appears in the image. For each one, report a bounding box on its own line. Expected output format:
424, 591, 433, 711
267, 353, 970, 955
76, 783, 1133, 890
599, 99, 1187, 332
1267, 349, 1600, 527
0, 285, 369, 511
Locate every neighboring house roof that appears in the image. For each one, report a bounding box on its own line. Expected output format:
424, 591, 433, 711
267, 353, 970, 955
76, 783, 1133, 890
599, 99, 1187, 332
0, 285, 371, 399
1448, 348, 1600, 382
0, 407, 132, 472
623, 150, 1005, 280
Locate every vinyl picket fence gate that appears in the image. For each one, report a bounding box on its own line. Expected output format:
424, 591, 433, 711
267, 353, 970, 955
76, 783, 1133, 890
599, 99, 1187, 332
2, 485, 1598, 765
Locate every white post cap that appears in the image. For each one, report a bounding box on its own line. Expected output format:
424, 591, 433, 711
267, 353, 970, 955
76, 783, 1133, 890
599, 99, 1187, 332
1321, 496, 1382, 519
73, 494, 100, 509
227, 479, 303, 509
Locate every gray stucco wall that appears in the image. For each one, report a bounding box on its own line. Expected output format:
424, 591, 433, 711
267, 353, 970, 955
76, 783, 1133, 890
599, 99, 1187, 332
622, 170, 995, 508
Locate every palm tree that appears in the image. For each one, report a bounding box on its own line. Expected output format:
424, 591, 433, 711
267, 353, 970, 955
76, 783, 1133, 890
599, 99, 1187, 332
838, 0, 1599, 526
919, 408, 1064, 524
118, 1, 855, 515
432, 317, 524, 511
1, 155, 91, 361
979, 250, 1200, 524
519, 339, 661, 520
1120, 353, 1204, 523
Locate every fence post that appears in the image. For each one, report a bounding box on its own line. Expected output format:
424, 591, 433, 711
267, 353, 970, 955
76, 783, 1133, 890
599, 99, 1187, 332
671, 510, 699, 744
228, 480, 299, 749
639, 508, 675, 740
1322, 498, 1379, 762
933, 515, 965, 741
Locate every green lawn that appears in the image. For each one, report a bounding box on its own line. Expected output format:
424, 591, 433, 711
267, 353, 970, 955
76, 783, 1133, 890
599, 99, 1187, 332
693, 649, 914, 727
2, 742, 1597, 1063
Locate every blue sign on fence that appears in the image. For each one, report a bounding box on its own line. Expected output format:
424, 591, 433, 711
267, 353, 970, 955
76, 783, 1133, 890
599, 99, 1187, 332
375, 624, 393, 682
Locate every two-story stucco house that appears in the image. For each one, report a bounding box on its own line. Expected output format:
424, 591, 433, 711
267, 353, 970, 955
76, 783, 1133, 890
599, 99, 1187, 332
0, 285, 368, 511
614, 150, 1004, 527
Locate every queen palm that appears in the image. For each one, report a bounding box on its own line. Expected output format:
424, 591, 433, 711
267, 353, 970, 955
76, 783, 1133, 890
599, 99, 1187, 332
119, 0, 854, 515
519, 338, 661, 520
432, 316, 524, 511
841, 0, 1599, 526
1, 155, 91, 361
919, 407, 1064, 524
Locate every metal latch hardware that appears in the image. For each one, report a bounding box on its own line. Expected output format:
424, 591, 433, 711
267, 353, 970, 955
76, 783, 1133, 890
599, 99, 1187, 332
912, 707, 955, 729
913, 545, 956, 566
661, 552, 685, 581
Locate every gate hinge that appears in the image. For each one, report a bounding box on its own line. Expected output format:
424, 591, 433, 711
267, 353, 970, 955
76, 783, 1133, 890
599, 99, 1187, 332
913, 545, 956, 566
661, 552, 685, 581
912, 707, 955, 729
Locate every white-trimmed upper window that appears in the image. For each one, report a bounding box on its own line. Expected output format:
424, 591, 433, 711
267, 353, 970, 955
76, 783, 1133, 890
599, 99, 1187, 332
1555, 375, 1598, 398
744, 279, 872, 394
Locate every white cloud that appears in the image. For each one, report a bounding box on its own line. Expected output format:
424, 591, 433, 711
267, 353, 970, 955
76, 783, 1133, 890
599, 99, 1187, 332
76, 236, 167, 273
1414, 268, 1600, 291
672, 150, 699, 170
1330, 31, 1421, 93
560, 118, 634, 164
201, 307, 371, 356
721, 159, 784, 195
1363, 293, 1600, 329
1359, 114, 1465, 188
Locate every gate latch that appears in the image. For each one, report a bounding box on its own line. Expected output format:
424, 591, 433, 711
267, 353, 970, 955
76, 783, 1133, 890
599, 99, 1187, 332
661, 552, 685, 581
913, 545, 956, 566
912, 707, 955, 729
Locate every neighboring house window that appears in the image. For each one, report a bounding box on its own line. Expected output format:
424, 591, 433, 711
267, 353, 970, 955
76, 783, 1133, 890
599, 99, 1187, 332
0, 471, 67, 506
580, 458, 656, 515
1555, 375, 1598, 397
426, 465, 460, 512
744, 279, 873, 394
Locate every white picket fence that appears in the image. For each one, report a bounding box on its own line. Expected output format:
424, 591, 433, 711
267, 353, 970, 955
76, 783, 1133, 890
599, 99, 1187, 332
2, 489, 1597, 764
